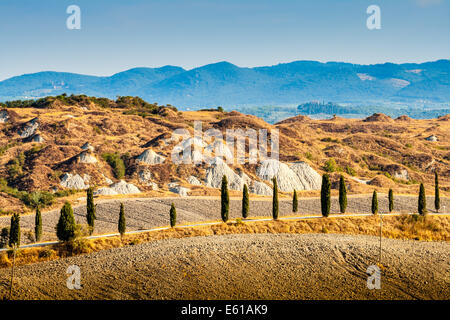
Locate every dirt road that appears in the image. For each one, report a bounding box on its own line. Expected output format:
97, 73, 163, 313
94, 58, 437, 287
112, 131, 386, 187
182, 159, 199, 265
1, 195, 448, 243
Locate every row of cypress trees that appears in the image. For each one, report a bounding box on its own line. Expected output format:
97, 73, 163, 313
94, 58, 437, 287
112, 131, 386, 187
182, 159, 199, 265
219, 172, 441, 222
322, 174, 437, 216
4, 171, 442, 248
119, 171, 442, 229
50, 188, 127, 243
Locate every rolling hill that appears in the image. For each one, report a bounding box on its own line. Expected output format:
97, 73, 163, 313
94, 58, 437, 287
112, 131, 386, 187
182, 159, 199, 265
0, 95, 448, 214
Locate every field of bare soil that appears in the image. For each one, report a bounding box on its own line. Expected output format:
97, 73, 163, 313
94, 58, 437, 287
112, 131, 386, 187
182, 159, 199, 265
1, 233, 448, 300
0, 194, 448, 243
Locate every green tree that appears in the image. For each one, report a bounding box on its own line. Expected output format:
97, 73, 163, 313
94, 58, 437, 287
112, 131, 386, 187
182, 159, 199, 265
56, 202, 76, 242
221, 175, 229, 222
371, 190, 378, 215
321, 174, 331, 217
272, 178, 279, 220
435, 171, 440, 213
242, 184, 249, 219
293, 190, 298, 213
102, 153, 125, 179
388, 189, 394, 213
339, 175, 347, 214
118, 203, 126, 237
170, 203, 177, 227
9, 213, 20, 247
34, 206, 42, 242
324, 158, 338, 172
418, 183, 427, 215
86, 187, 96, 235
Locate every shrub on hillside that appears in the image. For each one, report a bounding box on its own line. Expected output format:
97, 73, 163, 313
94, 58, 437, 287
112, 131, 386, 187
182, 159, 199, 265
324, 158, 340, 173
102, 153, 126, 179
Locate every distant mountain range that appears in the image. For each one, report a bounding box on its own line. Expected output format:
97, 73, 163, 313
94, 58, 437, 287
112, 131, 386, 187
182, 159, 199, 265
1, 60, 449, 108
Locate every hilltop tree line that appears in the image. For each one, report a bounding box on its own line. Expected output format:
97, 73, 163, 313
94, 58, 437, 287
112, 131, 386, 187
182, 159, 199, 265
296, 101, 450, 119
0, 94, 177, 116
0, 172, 442, 250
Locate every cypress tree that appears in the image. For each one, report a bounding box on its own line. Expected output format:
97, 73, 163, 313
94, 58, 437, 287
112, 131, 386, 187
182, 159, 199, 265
339, 175, 347, 214
272, 178, 279, 220
321, 174, 331, 217
293, 190, 298, 213
118, 203, 126, 237
221, 175, 229, 222
34, 206, 42, 242
388, 189, 394, 213
435, 171, 440, 213
242, 184, 249, 219
56, 202, 76, 242
169, 203, 177, 227
418, 183, 427, 215
371, 190, 378, 215
86, 187, 96, 234
9, 213, 20, 247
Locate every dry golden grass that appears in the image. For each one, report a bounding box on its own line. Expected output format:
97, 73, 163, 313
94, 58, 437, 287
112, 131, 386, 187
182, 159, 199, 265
1, 214, 448, 268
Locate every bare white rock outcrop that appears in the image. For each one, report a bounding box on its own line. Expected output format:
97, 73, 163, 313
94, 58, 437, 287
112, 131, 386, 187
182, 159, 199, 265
81, 142, 95, 151
138, 169, 152, 184
205, 157, 249, 191
204, 140, 233, 161
256, 159, 321, 192
78, 151, 98, 164
169, 185, 190, 196
351, 177, 369, 185
60, 173, 89, 190
0, 110, 9, 123
138, 169, 159, 190
136, 149, 166, 164
102, 174, 113, 185
110, 180, 141, 194
249, 180, 272, 195
19, 117, 39, 138
187, 176, 202, 186
93, 187, 118, 196
30, 134, 44, 143
172, 137, 206, 164
289, 161, 322, 190
393, 169, 409, 180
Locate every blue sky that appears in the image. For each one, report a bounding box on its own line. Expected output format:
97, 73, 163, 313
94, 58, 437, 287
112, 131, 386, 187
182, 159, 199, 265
0, 0, 448, 80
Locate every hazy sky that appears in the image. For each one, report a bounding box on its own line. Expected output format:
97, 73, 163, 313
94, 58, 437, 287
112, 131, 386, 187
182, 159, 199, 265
0, 0, 448, 80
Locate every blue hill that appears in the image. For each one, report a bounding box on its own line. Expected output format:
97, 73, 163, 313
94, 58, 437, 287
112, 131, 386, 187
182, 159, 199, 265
0, 60, 449, 107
